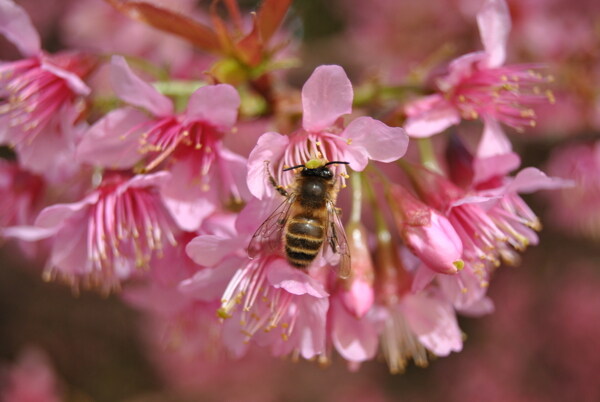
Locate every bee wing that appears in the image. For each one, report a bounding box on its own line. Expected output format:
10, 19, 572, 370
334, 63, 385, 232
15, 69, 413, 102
326, 200, 351, 279
247, 194, 296, 258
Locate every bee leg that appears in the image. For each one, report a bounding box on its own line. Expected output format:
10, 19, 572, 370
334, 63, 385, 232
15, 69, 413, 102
265, 160, 288, 197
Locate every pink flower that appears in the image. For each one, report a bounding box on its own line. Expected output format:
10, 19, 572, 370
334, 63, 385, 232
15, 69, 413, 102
77, 56, 247, 231
247, 65, 408, 199
0, 0, 96, 174
338, 222, 375, 318
185, 199, 330, 359
0, 159, 44, 229
404, 0, 552, 157
387, 184, 464, 275
17, 171, 179, 292
1, 347, 63, 402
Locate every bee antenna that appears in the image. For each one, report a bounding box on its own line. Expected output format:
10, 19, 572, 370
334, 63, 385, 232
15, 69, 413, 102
324, 161, 350, 167
283, 164, 305, 171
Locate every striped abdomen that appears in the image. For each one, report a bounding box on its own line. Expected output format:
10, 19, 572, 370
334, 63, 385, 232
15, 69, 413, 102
285, 214, 325, 268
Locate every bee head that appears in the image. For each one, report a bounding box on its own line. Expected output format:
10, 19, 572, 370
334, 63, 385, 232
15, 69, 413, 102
283, 159, 349, 180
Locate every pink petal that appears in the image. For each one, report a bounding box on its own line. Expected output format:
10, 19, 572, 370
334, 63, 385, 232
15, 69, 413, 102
473, 152, 521, 185
290, 296, 329, 360
266, 260, 328, 298
178, 256, 240, 301
41, 61, 90, 96
404, 95, 461, 137
110, 55, 173, 116
476, 117, 512, 158
477, 0, 511, 68
302, 65, 353, 132
48, 210, 90, 276
184, 84, 240, 129
160, 157, 217, 231
458, 296, 495, 317
15, 123, 77, 176
342, 116, 408, 170
34, 195, 97, 229
401, 293, 463, 356
0, 0, 40, 57
331, 298, 378, 362
123, 285, 188, 316
2, 225, 56, 241
246, 132, 289, 199
185, 235, 241, 268
411, 264, 437, 292
507, 167, 575, 194
77, 107, 148, 168
123, 171, 170, 191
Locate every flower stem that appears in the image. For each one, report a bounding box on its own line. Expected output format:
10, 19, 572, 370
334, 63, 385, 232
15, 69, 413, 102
350, 171, 363, 223
416, 138, 442, 174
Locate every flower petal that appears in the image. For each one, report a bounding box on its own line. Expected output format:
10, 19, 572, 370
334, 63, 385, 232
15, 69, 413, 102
302, 65, 353, 132
507, 167, 575, 194
246, 132, 289, 199
404, 95, 461, 138
342, 116, 408, 170
402, 293, 463, 356
184, 84, 240, 129
41, 61, 90, 96
185, 235, 241, 268
477, 0, 511, 68
110, 55, 173, 116
331, 298, 378, 362
477, 117, 512, 158
77, 107, 148, 169
178, 256, 240, 301
34, 194, 97, 229
473, 152, 521, 185
266, 260, 328, 298
0, 0, 40, 57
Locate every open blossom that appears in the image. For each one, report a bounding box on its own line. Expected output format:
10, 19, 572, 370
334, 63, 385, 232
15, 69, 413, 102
13, 171, 179, 292
184, 199, 330, 359
404, 0, 553, 157
77, 56, 247, 231
0, 0, 96, 174
247, 65, 408, 199
408, 144, 569, 310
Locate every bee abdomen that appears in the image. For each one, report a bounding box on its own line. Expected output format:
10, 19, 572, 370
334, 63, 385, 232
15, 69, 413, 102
285, 216, 325, 267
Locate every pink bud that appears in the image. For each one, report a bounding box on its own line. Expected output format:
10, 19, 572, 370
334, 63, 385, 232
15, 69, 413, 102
340, 222, 375, 317
389, 185, 464, 275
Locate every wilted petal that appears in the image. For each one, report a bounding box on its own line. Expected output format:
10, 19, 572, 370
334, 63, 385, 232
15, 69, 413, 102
184, 84, 240, 129
477, 117, 512, 158
342, 116, 408, 170
404, 95, 461, 137
0, 0, 40, 56
246, 132, 289, 199
302, 65, 353, 132
77, 107, 148, 168
110, 55, 173, 116
477, 0, 511, 68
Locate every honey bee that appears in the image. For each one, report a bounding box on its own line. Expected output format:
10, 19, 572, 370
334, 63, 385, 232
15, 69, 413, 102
248, 158, 351, 279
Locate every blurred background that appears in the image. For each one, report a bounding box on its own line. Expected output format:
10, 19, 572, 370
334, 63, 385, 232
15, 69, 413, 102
1, 0, 600, 401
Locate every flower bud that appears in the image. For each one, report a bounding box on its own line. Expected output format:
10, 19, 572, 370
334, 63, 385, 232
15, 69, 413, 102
340, 222, 374, 318
388, 185, 463, 275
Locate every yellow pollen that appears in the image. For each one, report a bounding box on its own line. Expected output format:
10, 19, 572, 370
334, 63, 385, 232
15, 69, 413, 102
546, 90, 556, 104
461, 287, 468, 294
346, 138, 352, 145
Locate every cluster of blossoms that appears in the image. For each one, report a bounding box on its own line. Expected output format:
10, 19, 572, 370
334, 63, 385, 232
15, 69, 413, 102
1, 0, 569, 376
